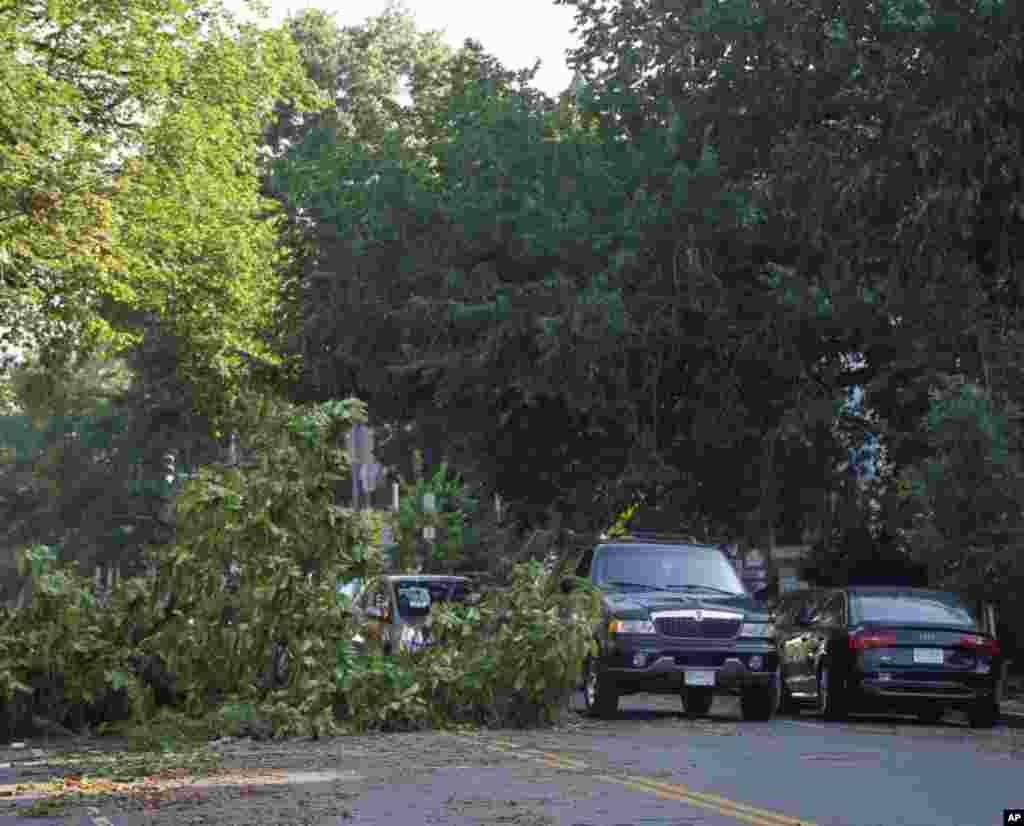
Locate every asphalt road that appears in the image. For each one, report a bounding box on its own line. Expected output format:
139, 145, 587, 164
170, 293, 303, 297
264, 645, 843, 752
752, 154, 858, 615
2, 693, 1022, 826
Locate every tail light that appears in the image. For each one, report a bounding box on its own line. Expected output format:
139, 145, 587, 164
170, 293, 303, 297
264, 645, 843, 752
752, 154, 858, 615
957, 635, 1001, 658
850, 631, 898, 651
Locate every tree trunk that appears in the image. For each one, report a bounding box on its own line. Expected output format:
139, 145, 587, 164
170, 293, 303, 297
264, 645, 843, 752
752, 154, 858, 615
759, 428, 780, 566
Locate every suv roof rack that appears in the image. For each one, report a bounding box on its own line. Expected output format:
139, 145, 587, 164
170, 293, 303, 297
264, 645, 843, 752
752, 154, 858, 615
603, 531, 702, 544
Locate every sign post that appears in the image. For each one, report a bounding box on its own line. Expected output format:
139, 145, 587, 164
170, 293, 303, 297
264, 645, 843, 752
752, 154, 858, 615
422, 494, 437, 560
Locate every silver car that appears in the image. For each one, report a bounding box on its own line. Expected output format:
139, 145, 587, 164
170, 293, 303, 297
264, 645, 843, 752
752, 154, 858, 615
352, 575, 475, 654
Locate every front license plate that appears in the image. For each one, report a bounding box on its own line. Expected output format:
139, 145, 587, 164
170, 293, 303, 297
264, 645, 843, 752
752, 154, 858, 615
685, 669, 716, 687
913, 648, 945, 665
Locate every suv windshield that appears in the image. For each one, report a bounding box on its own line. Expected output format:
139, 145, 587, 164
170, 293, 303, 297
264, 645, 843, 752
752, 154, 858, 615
393, 579, 471, 619
592, 545, 746, 595
850, 591, 982, 629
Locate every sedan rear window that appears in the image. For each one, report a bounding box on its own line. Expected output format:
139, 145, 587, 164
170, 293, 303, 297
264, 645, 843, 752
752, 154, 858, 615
393, 580, 471, 618
851, 592, 981, 629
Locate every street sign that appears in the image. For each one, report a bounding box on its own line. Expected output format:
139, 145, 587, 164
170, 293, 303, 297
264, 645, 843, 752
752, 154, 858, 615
349, 424, 374, 464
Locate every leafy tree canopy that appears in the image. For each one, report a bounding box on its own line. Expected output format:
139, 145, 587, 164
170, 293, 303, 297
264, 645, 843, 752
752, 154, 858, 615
1, 0, 321, 423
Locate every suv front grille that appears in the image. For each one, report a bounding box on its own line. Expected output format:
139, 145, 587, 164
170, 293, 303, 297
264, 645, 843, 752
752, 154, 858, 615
656, 617, 699, 637
655, 617, 742, 639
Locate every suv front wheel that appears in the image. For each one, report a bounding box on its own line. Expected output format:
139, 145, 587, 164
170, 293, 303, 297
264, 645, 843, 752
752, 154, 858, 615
740, 668, 779, 721
583, 656, 619, 718
740, 685, 777, 721
682, 687, 714, 718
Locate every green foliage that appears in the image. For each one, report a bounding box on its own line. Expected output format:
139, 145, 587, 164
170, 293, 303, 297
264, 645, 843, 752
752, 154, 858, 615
1, 392, 388, 741
274, 56, 765, 532
0, 343, 593, 739
0, 531, 603, 739
605, 501, 642, 538
0, 544, 143, 727
897, 381, 1023, 592
393, 462, 481, 571
343, 561, 602, 731
0, 350, 213, 586
1, 0, 321, 422
138, 395, 383, 726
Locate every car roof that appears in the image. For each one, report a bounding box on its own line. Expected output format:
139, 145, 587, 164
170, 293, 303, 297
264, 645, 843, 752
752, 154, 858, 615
780, 586, 959, 596
595, 542, 721, 552
844, 586, 962, 598
384, 575, 469, 581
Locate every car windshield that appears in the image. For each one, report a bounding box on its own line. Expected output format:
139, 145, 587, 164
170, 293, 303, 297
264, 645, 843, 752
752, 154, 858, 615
592, 545, 746, 595
393, 579, 472, 619
850, 592, 982, 630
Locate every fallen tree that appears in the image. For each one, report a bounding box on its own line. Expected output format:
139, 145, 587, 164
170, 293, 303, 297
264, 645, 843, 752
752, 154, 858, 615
0, 395, 602, 741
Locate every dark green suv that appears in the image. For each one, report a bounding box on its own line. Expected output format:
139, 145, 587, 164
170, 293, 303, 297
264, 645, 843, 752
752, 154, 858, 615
567, 534, 779, 720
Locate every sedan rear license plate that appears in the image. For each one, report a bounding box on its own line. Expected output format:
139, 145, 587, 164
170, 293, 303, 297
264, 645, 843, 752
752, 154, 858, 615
685, 670, 716, 687
913, 648, 945, 665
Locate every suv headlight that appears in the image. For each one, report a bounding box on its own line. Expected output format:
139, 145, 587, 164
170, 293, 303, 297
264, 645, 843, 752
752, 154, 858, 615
609, 619, 656, 634
740, 622, 775, 638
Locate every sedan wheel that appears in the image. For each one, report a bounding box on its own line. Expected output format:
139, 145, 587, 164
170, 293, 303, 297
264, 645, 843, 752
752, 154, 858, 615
967, 699, 998, 729
583, 657, 619, 719
777, 669, 799, 715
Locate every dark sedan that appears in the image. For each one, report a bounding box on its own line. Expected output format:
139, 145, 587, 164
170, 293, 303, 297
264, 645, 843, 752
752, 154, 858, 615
774, 586, 1003, 727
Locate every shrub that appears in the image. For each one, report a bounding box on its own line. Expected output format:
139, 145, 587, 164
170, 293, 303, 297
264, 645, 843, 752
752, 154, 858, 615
0, 545, 139, 737
379, 560, 601, 730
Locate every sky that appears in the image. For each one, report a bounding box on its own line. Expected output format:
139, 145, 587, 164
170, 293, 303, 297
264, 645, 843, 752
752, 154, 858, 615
229, 0, 581, 97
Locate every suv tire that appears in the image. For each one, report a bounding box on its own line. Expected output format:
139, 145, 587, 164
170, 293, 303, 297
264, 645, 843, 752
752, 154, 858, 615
683, 687, 714, 718
740, 684, 777, 721
583, 656, 619, 718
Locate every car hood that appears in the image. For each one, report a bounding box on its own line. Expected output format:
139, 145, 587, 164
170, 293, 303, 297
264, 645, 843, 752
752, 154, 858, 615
604, 590, 766, 620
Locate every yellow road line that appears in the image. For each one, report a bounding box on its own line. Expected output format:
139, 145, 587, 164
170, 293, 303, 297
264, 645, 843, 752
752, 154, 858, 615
518, 750, 587, 770
601, 773, 817, 826
485, 743, 585, 771
598, 775, 795, 826
473, 737, 816, 826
